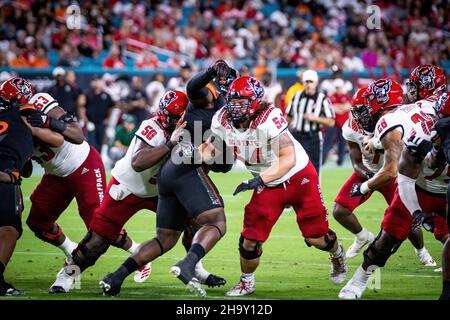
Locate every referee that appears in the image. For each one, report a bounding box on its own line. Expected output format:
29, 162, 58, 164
285, 69, 335, 174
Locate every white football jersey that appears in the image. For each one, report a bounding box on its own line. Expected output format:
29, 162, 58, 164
29, 92, 90, 177
342, 116, 384, 173
111, 117, 168, 198
211, 107, 309, 187
372, 103, 432, 150
404, 113, 449, 194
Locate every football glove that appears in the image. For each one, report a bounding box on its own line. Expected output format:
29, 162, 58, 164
350, 182, 366, 197
233, 176, 264, 196
26, 112, 67, 134
209, 59, 233, 79
411, 210, 435, 232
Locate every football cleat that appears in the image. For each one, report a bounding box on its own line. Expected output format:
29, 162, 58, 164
99, 273, 123, 297
0, 281, 25, 296
330, 245, 348, 284
134, 262, 152, 283
225, 279, 255, 297
170, 260, 206, 297
415, 248, 437, 267
194, 261, 226, 288
203, 274, 226, 288
338, 266, 370, 300
48, 268, 75, 294
434, 267, 442, 273
346, 232, 374, 258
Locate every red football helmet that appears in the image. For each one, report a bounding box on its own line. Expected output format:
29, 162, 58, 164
351, 79, 403, 132
349, 86, 372, 131
225, 76, 265, 125
0, 77, 35, 105
157, 90, 188, 130
406, 64, 446, 102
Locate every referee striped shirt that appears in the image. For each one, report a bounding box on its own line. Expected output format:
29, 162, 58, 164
285, 90, 335, 133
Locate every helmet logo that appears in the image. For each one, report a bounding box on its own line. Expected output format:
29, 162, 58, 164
159, 91, 177, 111
247, 78, 264, 100
12, 78, 32, 99
371, 79, 391, 103
417, 66, 435, 90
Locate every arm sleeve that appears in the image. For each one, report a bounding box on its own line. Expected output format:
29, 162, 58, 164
397, 173, 421, 215
186, 69, 215, 100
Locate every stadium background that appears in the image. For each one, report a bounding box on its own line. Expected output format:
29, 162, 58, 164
0, 0, 449, 299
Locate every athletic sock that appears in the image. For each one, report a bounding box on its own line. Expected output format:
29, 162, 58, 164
186, 243, 205, 265
127, 240, 140, 255
353, 265, 373, 286
58, 236, 78, 258
114, 257, 139, 281
356, 228, 369, 242
241, 272, 255, 283
195, 260, 210, 280
415, 247, 425, 255
330, 244, 343, 257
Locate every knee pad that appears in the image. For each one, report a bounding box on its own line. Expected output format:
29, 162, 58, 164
26, 222, 62, 245
305, 229, 337, 251
239, 235, 263, 260
110, 229, 128, 249
72, 231, 109, 270
363, 231, 401, 268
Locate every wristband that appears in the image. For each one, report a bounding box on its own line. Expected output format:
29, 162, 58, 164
49, 118, 67, 134
360, 181, 371, 194
165, 140, 174, 150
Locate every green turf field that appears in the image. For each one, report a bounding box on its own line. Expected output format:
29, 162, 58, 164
1, 168, 444, 300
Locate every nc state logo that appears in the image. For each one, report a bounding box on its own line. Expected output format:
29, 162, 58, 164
371, 79, 391, 103
417, 66, 435, 90
247, 78, 264, 99
159, 91, 177, 111
12, 78, 32, 99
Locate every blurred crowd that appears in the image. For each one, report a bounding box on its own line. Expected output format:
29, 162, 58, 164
0, 0, 449, 71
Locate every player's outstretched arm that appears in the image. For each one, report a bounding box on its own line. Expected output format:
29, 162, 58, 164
397, 148, 422, 215
367, 129, 403, 191
260, 132, 296, 183
348, 141, 374, 180
22, 115, 64, 148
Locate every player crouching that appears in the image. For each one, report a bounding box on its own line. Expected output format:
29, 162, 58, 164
201, 76, 347, 296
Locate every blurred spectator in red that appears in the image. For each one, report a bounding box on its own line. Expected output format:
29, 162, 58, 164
103, 44, 125, 69
136, 50, 159, 69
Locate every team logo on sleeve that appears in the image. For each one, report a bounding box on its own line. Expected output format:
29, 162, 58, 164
370, 79, 392, 103
247, 77, 264, 100
416, 66, 435, 90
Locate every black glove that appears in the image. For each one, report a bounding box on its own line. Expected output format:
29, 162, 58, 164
209, 59, 232, 78
366, 171, 375, 180
27, 112, 67, 134
233, 176, 264, 196
350, 182, 369, 203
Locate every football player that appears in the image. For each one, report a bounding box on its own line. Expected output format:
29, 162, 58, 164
5, 81, 152, 289
100, 60, 237, 297
201, 76, 347, 296
51, 90, 224, 293
0, 77, 62, 295
424, 91, 450, 300
333, 87, 436, 265
338, 78, 445, 299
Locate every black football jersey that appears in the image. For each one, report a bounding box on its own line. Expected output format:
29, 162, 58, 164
0, 107, 34, 171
